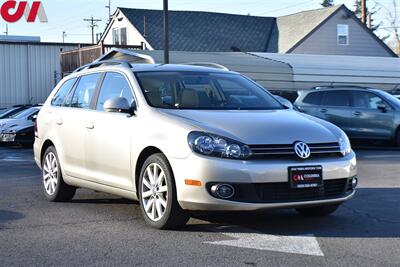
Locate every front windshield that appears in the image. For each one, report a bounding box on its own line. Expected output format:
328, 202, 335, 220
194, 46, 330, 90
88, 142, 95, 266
135, 71, 283, 110
9, 108, 38, 119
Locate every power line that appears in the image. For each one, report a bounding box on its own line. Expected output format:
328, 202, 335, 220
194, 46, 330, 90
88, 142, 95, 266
84, 16, 102, 44
257, 0, 315, 16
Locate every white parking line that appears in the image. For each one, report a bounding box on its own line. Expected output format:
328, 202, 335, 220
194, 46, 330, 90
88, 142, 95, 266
204, 226, 324, 256
1, 156, 35, 162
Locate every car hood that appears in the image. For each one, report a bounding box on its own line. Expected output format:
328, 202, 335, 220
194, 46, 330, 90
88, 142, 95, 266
158, 109, 340, 145
0, 119, 32, 132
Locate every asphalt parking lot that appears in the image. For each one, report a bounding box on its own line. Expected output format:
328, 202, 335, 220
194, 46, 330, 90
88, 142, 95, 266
0, 146, 399, 266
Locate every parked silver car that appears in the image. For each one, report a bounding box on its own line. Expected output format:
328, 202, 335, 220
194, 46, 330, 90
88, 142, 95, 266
34, 59, 357, 229
295, 87, 400, 145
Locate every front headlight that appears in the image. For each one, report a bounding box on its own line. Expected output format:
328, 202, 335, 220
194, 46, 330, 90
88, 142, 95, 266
188, 131, 252, 160
339, 132, 352, 156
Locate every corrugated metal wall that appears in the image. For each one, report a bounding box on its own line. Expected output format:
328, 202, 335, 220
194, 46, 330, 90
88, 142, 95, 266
140, 51, 295, 91
253, 53, 400, 91
0, 43, 79, 107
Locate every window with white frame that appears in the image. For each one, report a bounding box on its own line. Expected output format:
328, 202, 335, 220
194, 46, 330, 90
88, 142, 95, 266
337, 24, 349, 45
112, 27, 127, 45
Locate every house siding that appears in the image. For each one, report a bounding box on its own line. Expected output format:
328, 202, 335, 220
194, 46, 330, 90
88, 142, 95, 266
291, 9, 393, 57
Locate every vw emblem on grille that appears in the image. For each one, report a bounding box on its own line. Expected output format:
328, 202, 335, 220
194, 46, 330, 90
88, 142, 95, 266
294, 141, 311, 159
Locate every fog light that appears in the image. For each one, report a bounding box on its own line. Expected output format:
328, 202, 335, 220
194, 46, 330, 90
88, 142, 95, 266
351, 177, 358, 189
211, 184, 235, 199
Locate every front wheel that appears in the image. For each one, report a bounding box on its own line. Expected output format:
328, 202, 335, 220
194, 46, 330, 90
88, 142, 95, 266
42, 146, 76, 202
139, 153, 189, 229
296, 204, 339, 216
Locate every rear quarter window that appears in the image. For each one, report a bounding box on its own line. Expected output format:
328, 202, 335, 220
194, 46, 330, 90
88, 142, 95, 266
51, 78, 77, 106
302, 92, 323, 105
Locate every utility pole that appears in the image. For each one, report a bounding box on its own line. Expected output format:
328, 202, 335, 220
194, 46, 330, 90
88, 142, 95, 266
163, 0, 169, 64
84, 16, 102, 44
4, 24, 8, 35
361, 0, 367, 25
105, 0, 111, 21
62, 31, 67, 43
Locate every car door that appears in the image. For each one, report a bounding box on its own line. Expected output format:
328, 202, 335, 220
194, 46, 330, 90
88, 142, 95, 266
54, 73, 101, 180
350, 90, 395, 139
320, 90, 354, 135
84, 72, 136, 190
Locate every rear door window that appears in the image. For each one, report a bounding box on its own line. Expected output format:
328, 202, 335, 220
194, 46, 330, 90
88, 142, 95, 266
95, 72, 134, 111
303, 92, 323, 105
322, 90, 351, 107
67, 73, 101, 109
51, 78, 77, 106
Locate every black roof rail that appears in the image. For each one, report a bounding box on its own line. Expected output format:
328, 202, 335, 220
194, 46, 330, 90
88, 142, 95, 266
73, 60, 132, 73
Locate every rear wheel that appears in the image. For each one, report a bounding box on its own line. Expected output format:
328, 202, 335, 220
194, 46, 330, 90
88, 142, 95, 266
296, 204, 339, 216
42, 146, 76, 202
139, 153, 189, 229
396, 128, 400, 147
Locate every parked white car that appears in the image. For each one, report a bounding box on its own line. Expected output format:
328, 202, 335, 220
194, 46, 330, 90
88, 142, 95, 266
34, 57, 357, 229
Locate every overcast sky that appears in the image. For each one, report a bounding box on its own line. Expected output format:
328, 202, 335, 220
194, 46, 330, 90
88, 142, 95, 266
1, 0, 396, 43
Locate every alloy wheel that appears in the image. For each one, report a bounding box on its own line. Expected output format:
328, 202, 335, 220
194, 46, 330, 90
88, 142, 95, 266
43, 152, 58, 195
141, 163, 168, 222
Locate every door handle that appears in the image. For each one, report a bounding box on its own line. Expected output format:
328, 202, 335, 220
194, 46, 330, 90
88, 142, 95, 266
353, 111, 362, 116
56, 118, 63, 125
320, 108, 328, 113
85, 121, 94, 129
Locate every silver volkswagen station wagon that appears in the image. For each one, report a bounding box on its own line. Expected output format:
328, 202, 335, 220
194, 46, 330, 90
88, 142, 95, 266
34, 59, 357, 229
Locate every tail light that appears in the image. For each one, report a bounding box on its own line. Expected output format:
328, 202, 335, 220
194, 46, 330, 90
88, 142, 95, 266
34, 120, 38, 138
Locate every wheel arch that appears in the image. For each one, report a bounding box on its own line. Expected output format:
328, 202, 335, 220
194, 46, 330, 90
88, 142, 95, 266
40, 139, 55, 165
135, 146, 166, 195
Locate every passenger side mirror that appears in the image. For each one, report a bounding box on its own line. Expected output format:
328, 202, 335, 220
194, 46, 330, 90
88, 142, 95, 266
377, 104, 388, 113
273, 95, 293, 109
30, 114, 38, 122
104, 97, 135, 115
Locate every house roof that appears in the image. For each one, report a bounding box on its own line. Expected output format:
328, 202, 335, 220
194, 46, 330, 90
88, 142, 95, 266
109, 6, 397, 57
117, 8, 275, 52
269, 5, 342, 53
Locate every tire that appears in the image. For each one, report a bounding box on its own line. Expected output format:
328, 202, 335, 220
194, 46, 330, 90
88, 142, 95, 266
396, 128, 400, 147
296, 204, 339, 216
138, 153, 190, 229
42, 146, 76, 202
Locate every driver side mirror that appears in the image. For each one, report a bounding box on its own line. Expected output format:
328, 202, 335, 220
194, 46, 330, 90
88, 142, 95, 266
104, 97, 136, 115
377, 104, 388, 113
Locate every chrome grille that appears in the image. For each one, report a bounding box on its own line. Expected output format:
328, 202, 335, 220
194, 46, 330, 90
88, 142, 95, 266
249, 142, 341, 159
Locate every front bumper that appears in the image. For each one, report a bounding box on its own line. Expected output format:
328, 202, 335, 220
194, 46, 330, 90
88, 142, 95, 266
169, 151, 357, 211
0, 132, 16, 143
